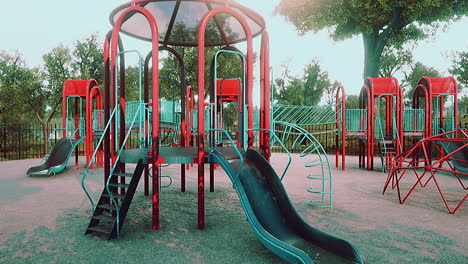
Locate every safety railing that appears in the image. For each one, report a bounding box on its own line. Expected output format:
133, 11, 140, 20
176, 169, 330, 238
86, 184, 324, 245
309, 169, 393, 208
66, 118, 86, 138
81, 105, 119, 214
273, 104, 339, 126
403, 109, 425, 132
208, 128, 244, 187
345, 109, 367, 132
93, 110, 105, 133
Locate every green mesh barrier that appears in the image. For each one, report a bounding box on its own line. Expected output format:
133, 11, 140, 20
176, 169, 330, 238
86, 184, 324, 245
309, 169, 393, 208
346, 109, 367, 132
403, 109, 425, 132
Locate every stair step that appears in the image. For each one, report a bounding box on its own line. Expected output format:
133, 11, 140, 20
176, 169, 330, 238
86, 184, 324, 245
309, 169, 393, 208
379, 140, 393, 144
87, 224, 113, 235
92, 215, 116, 223
97, 204, 119, 211
85, 160, 145, 240
113, 172, 134, 178
102, 193, 126, 200
108, 183, 130, 188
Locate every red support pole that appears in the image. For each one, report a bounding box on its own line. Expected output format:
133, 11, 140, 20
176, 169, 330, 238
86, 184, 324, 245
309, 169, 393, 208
111, 6, 160, 230
103, 31, 111, 186
260, 31, 270, 160
197, 28, 206, 230
264, 31, 271, 160
198, 6, 254, 229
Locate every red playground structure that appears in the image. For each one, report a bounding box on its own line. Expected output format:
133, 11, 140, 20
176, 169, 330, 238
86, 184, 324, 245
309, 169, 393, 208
62, 79, 104, 168
79, 1, 364, 263
336, 76, 459, 172
26, 79, 104, 176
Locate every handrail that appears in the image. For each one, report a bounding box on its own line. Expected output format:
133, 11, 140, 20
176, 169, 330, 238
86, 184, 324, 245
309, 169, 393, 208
48, 127, 84, 149
208, 128, 244, 187
273, 121, 333, 207
106, 103, 144, 237
248, 127, 292, 180
114, 50, 143, 153
273, 104, 339, 126
393, 110, 403, 153
81, 105, 119, 213
48, 128, 65, 149
69, 127, 85, 141
213, 50, 247, 147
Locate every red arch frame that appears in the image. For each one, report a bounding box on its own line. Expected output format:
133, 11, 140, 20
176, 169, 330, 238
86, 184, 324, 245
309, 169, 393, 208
62, 79, 103, 167
110, 5, 161, 230
196, 6, 254, 229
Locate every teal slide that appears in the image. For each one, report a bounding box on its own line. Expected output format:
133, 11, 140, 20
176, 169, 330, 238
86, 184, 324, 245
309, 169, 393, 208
209, 149, 363, 264
26, 137, 84, 177
436, 140, 468, 173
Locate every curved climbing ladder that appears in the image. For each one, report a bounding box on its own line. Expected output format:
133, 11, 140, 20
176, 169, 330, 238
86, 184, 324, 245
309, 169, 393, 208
274, 121, 333, 208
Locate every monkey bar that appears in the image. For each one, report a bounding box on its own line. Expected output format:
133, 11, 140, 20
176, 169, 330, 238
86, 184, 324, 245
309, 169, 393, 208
383, 129, 468, 214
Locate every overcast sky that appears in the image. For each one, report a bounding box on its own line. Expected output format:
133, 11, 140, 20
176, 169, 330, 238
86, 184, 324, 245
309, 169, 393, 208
0, 0, 466, 98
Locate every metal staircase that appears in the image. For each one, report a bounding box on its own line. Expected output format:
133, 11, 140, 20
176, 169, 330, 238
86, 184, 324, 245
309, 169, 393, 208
85, 160, 145, 239
378, 138, 396, 173
82, 99, 148, 239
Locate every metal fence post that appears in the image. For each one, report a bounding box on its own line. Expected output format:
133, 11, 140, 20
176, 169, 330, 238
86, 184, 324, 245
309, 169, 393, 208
2, 122, 6, 160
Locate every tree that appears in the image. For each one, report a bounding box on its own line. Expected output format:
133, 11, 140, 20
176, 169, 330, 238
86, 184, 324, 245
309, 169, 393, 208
346, 95, 360, 109
401, 62, 440, 105
159, 22, 248, 100
73, 34, 104, 84
449, 50, 467, 90
276, 0, 467, 78
323, 81, 342, 105
275, 60, 332, 106
0, 51, 43, 124
36, 45, 73, 152
379, 46, 413, 77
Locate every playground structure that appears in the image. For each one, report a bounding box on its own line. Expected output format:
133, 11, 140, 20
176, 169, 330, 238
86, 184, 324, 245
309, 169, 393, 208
26, 79, 103, 176
78, 1, 361, 263
335, 76, 459, 172
383, 129, 468, 214
62, 79, 104, 168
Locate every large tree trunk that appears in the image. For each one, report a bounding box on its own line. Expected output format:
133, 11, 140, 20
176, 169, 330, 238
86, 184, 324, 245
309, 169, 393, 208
362, 7, 406, 80
362, 33, 383, 79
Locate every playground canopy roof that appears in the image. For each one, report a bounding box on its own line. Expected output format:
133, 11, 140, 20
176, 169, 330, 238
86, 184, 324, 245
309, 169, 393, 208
109, 0, 266, 47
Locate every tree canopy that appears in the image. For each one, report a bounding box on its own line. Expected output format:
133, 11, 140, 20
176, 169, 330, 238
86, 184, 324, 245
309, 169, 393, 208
73, 34, 104, 84
0, 34, 104, 151
401, 62, 440, 105
274, 60, 332, 106
378, 46, 413, 78
0, 51, 42, 124
449, 50, 467, 90
159, 22, 248, 101
276, 0, 468, 78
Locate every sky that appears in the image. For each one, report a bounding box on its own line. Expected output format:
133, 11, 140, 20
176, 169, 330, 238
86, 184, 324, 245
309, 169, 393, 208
0, 0, 466, 98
